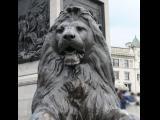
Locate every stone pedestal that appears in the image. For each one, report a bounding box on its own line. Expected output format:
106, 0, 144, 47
18, 61, 38, 120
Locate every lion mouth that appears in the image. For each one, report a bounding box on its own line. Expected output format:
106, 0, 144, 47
62, 46, 84, 66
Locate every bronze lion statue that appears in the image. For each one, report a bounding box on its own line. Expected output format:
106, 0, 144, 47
30, 6, 139, 120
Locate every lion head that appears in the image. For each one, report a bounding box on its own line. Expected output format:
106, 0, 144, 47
39, 6, 115, 85
31, 6, 122, 120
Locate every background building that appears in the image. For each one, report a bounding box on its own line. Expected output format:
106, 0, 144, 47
111, 36, 140, 93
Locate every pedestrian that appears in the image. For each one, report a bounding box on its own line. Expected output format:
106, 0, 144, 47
117, 90, 127, 109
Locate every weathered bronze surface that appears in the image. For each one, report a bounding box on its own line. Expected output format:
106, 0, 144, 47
31, 6, 139, 120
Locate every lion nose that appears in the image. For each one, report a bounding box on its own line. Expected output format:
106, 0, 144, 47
63, 34, 75, 40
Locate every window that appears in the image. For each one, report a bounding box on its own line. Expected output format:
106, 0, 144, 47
128, 84, 131, 91
125, 84, 131, 91
137, 74, 140, 81
124, 60, 129, 68
124, 72, 130, 80
114, 71, 119, 80
130, 60, 133, 68
113, 59, 119, 67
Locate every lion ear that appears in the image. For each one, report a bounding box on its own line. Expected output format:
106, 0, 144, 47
98, 24, 102, 31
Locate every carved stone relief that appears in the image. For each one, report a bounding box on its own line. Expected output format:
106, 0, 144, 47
18, 0, 105, 64
18, 0, 49, 64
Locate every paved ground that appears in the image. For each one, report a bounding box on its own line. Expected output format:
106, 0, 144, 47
126, 104, 140, 118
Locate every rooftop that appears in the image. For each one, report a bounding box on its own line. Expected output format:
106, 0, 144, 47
111, 47, 134, 57
111, 36, 140, 57
125, 36, 140, 48
132, 36, 140, 48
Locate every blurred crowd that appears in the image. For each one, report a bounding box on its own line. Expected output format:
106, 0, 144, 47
115, 88, 140, 109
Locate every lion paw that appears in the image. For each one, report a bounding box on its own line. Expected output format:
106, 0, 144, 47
119, 114, 140, 120
30, 111, 55, 120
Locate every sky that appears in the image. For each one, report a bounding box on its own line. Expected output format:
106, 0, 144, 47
109, 0, 140, 47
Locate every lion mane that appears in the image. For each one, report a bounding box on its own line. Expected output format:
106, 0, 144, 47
31, 6, 131, 120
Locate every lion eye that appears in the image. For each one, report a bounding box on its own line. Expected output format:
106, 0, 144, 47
56, 27, 64, 33
76, 26, 85, 32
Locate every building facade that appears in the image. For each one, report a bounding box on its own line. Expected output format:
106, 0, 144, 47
111, 36, 140, 93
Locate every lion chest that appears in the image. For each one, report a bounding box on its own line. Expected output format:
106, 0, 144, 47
57, 64, 101, 101
41, 65, 119, 120
59, 70, 88, 101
